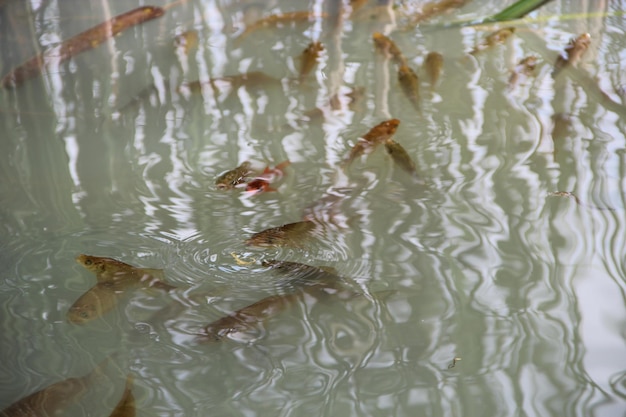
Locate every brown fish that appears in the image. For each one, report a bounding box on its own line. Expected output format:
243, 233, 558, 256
196, 260, 346, 343
508, 55, 538, 88
68, 255, 174, 324
174, 30, 199, 56
0, 357, 110, 416
236, 11, 328, 43
298, 41, 324, 81
1, 6, 165, 88
215, 161, 253, 190
384, 139, 418, 177
372, 32, 407, 67
469, 27, 515, 56
109, 374, 135, 417
343, 119, 401, 166
404, 0, 469, 26
397, 64, 420, 111
245, 220, 317, 248
423, 51, 443, 87
552, 33, 591, 78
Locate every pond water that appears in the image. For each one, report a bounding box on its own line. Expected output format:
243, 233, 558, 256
1, 0, 626, 416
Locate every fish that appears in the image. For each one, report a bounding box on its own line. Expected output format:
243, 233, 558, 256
182, 72, 282, 97
342, 119, 401, 166
552, 33, 591, 78
397, 64, 420, 111
508, 55, 538, 88
1, 6, 165, 88
404, 0, 469, 27
245, 220, 317, 248
196, 260, 347, 343
68, 255, 174, 324
372, 32, 407, 67
384, 139, 418, 177
215, 161, 253, 190
236, 11, 328, 43
245, 160, 291, 195
298, 41, 324, 82
423, 51, 443, 87
174, 30, 199, 56
108, 374, 135, 417
196, 292, 302, 343
469, 27, 515, 56
0, 357, 110, 416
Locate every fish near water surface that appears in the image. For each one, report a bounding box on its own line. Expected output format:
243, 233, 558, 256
298, 41, 324, 82
372, 32, 407, 67
68, 255, 174, 324
0, 357, 111, 417
245, 160, 291, 195
235, 11, 328, 43
384, 139, 418, 178
245, 220, 317, 248
469, 27, 515, 56
508, 55, 538, 89
342, 119, 401, 167
196, 260, 347, 343
215, 161, 253, 190
552, 33, 591, 78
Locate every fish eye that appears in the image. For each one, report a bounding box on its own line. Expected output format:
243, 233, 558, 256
85, 259, 93, 265
80, 311, 89, 318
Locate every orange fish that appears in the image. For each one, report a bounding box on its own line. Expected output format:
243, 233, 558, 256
245, 160, 291, 195
469, 27, 515, 56
343, 119, 401, 166
508, 55, 538, 88
397, 64, 420, 111
245, 220, 317, 248
552, 33, 591, 78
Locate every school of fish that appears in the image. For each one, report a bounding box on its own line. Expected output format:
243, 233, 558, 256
0, 0, 606, 415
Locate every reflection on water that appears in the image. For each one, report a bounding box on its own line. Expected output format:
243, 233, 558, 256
2, 0, 626, 416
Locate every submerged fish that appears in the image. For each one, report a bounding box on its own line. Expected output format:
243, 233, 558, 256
404, 0, 469, 27
109, 374, 135, 417
469, 27, 515, 56
384, 139, 418, 177
423, 51, 443, 87
372, 32, 407, 67
552, 33, 591, 78
245, 220, 317, 248
0, 357, 110, 416
245, 160, 291, 195
196, 260, 347, 343
68, 255, 174, 324
342, 119, 401, 166
215, 161, 253, 190
508, 55, 538, 88
1, 6, 165, 88
236, 11, 328, 43
397, 64, 420, 111
174, 30, 199, 56
298, 41, 324, 81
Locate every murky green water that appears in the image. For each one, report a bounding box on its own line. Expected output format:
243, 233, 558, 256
2, 0, 626, 416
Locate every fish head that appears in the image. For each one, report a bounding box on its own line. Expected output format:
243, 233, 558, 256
76, 254, 107, 274
67, 302, 99, 324
381, 118, 401, 135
